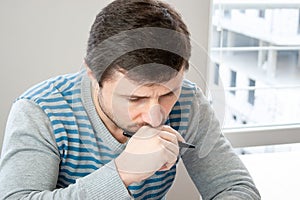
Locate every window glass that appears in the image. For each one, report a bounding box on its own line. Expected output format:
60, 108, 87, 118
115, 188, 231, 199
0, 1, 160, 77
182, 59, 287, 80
210, 2, 300, 128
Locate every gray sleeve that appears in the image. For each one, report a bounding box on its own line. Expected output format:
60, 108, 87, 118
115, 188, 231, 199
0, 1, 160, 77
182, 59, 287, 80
181, 89, 261, 200
0, 99, 131, 200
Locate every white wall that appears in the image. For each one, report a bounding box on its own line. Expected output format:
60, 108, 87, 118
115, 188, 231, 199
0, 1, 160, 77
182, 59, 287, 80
0, 0, 101, 145
0, 0, 111, 150
0, 0, 210, 155
0, 0, 210, 199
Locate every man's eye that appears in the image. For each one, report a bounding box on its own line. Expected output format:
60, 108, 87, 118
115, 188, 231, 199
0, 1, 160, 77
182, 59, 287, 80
128, 97, 140, 102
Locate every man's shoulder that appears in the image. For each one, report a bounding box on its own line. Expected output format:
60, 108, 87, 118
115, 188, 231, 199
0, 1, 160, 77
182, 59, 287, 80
18, 70, 85, 102
167, 79, 201, 130
179, 79, 202, 99
182, 79, 197, 89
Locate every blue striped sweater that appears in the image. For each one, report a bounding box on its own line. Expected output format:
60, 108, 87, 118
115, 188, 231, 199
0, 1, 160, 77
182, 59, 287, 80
17, 69, 198, 199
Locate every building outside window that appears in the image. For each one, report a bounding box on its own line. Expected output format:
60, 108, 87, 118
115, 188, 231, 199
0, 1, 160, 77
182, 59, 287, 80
210, 1, 300, 153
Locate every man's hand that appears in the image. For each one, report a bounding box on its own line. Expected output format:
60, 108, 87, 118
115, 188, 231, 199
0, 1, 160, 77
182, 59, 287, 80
114, 126, 185, 186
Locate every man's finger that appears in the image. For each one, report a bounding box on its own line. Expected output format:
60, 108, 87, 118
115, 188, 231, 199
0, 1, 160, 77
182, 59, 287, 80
160, 125, 185, 142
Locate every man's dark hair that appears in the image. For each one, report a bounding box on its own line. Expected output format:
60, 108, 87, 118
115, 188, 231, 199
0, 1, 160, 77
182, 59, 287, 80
85, 0, 191, 86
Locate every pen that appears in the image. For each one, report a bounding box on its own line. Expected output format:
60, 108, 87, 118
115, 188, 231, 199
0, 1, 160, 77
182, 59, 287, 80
123, 131, 195, 149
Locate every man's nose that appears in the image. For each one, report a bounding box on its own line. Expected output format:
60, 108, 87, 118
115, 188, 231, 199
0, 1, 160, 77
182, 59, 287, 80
142, 104, 164, 128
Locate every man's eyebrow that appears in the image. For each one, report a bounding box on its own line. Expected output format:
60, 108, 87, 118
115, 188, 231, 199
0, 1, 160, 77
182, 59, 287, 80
118, 86, 181, 98
120, 94, 149, 98
117, 93, 148, 98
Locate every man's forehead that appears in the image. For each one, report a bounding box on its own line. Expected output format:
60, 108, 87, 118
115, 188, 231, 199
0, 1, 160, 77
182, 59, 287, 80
116, 84, 182, 98
101, 66, 185, 92
114, 71, 184, 96
116, 63, 186, 82
130, 68, 183, 83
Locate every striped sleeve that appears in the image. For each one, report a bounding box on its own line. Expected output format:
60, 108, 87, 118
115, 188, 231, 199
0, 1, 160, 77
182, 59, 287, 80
0, 99, 131, 200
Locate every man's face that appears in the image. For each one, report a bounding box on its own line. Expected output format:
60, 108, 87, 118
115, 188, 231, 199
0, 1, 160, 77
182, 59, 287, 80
97, 68, 184, 133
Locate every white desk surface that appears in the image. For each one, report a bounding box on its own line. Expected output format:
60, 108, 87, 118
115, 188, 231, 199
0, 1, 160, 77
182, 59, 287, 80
240, 151, 300, 200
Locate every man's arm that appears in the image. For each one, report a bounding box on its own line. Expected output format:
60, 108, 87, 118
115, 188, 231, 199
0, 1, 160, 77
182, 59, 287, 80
0, 99, 130, 200
181, 89, 261, 200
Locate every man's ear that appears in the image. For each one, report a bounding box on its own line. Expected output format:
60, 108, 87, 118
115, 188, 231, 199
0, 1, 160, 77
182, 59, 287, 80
84, 61, 100, 90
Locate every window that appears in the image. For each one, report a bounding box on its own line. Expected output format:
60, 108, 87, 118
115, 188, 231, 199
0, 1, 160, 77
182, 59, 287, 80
214, 63, 220, 85
224, 10, 231, 18
248, 78, 255, 105
209, 0, 300, 148
258, 10, 265, 18
229, 70, 236, 95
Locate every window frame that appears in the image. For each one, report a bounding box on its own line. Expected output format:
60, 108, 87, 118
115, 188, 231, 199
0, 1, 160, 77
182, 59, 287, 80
203, 0, 300, 148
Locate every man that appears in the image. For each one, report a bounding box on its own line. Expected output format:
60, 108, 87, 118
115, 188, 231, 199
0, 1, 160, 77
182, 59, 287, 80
0, 0, 260, 199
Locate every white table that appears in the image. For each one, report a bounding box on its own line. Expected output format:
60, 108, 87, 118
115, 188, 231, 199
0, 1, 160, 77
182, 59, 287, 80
240, 151, 300, 200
